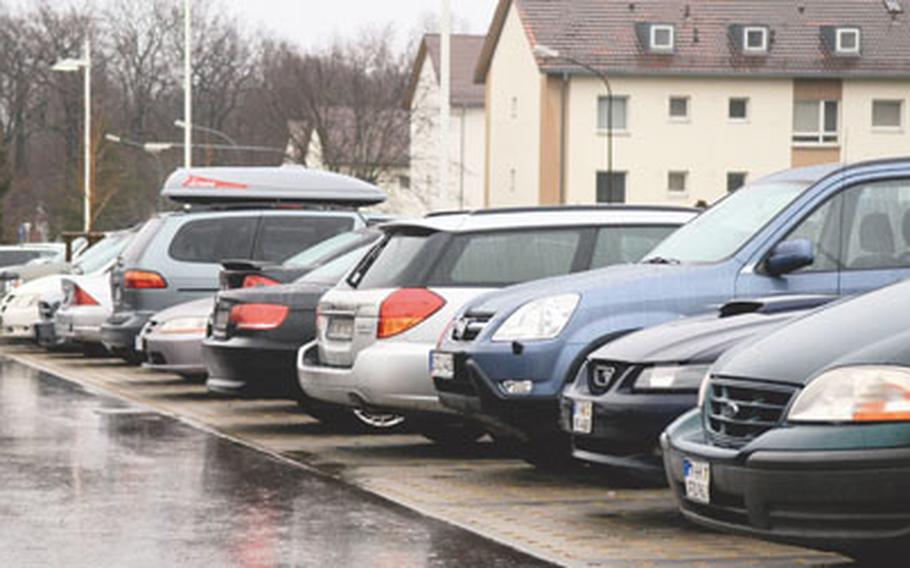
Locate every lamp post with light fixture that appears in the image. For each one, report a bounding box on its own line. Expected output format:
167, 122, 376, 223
532, 44, 616, 202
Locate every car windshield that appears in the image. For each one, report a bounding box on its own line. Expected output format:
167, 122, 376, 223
74, 233, 132, 274
644, 181, 810, 264
297, 245, 372, 285
282, 231, 365, 268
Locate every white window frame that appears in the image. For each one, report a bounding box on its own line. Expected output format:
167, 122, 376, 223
650, 24, 675, 51
872, 99, 904, 131
668, 96, 690, 121
667, 171, 689, 195
742, 27, 769, 53
728, 97, 750, 122
836, 27, 861, 55
793, 100, 839, 146
597, 95, 629, 133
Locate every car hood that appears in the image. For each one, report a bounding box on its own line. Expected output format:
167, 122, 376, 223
218, 281, 332, 310
463, 262, 705, 315
590, 307, 821, 366
714, 280, 910, 385
152, 296, 215, 322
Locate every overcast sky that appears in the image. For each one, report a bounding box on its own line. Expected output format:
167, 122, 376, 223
221, 0, 499, 51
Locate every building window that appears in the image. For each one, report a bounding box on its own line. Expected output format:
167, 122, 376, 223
793, 100, 839, 144
872, 100, 903, 129
669, 96, 689, 120
509, 168, 516, 192
727, 172, 747, 192
836, 27, 861, 54
729, 97, 749, 120
596, 172, 626, 203
597, 96, 628, 131
398, 175, 411, 190
743, 27, 769, 52
510, 97, 518, 119
650, 25, 675, 51
668, 171, 688, 194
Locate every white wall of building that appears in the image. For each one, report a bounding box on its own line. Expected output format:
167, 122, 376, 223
842, 80, 910, 163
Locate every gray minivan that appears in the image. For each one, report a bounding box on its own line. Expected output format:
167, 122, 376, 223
100, 167, 385, 361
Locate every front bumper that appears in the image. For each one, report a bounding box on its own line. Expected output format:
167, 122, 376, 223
560, 388, 696, 472
298, 340, 448, 414
101, 310, 152, 354
203, 336, 301, 399
0, 303, 40, 338
141, 331, 206, 377
663, 410, 910, 550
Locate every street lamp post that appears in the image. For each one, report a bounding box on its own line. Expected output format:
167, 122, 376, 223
438, 0, 451, 210
174, 119, 238, 148
184, 0, 193, 168
532, 44, 615, 202
52, 38, 92, 232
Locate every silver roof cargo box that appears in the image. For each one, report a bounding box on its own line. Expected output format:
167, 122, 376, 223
162, 166, 386, 207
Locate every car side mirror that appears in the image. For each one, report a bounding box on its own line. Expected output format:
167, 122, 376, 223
765, 239, 814, 277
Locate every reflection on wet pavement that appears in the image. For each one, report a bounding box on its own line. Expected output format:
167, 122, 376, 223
0, 360, 547, 567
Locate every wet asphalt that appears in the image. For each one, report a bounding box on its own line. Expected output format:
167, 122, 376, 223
0, 359, 549, 567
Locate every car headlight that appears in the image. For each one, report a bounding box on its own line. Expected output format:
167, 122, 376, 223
492, 294, 580, 342
157, 316, 208, 335
634, 364, 711, 392
788, 365, 910, 423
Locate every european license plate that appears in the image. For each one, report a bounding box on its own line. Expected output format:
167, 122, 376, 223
326, 317, 354, 341
572, 400, 593, 434
431, 351, 454, 379
683, 458, 711, 504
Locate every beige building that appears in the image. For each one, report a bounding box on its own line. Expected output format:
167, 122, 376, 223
405, 34, 486, 211
477, 0, 910, 208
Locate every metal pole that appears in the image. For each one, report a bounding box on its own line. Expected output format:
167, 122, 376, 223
83, 38, 92, 232
439, 0, 451, 210
566, 56, 613, 201
184, 0, 192, 168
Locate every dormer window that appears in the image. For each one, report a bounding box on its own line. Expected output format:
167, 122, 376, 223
742, 26, 769, 53
650, 24, 675, 51
836, 27, 860, 54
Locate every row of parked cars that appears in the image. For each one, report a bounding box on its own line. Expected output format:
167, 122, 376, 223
4, 159, 910, 560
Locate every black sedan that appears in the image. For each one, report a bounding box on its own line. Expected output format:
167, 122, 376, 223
560, 295, 834, 477
663, 278, 910, 557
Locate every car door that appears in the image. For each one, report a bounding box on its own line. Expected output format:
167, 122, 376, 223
837, 178, 910, 295
735, 191, 842, 297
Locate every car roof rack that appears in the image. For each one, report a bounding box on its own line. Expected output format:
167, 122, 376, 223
161, 166, 386, 207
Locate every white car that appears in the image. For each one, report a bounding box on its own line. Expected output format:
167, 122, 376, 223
54, 270, 119, 347
297, 206, 696, 444
0, 231, 133, 341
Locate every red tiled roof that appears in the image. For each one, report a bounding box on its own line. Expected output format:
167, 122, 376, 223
477, 0, 910, 81
405, 34, 486, 108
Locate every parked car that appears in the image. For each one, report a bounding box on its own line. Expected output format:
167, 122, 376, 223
663, 277, 910, 558
138, 297, 214, 379
0, 240, 90, 297
560, 295, 835, 478
0, 231, 133, 341
298, 205, 696, 442
205, 233, 383, 391
100, 167, 386, 362
433, 159, 910, 466
0, 243, 65, 269
219, 227, 382, 290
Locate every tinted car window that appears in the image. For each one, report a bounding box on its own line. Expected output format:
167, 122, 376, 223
428, 229, 583, 287
0, 250, 51, 267
169, 217, 257, 264
591, 226, 678, 268
350, 230, 444, 289
253, 216, 354, 263
841, 179, 910, 270
297, 245, 372, 285
283, 230, 365, 268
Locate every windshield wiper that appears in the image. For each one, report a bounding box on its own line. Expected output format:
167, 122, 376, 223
642, 256, 681, 265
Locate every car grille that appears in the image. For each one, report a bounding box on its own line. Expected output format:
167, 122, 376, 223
450, 312, 493, 342
586, 360, 628, 396
705, 377, 798, 448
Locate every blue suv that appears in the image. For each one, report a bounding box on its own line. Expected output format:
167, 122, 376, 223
432, 158, 910, 465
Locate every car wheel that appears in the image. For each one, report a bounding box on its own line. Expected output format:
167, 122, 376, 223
413, 419, 486, 448
352, 409, 406, 430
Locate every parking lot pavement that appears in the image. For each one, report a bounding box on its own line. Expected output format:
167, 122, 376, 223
2, 343, 852, 567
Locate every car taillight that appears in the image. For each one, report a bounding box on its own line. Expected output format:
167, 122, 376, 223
228, 303, 289, 331
73, 285, 99, 306
124, 270, 167, 289
377, 288, 446, 339
242, 274, 280, 288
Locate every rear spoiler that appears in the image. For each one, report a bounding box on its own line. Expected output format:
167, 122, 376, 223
719, 295, 836, 318
162, 166, 387, 207
220, 259, 270, 272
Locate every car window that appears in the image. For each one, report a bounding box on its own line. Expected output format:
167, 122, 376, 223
0, 250, 52, 268
122, 217, 165, 264
841, 179, 910, 270
283, 230, 365, 268
350, 230, 444, 289
253, 216, 354, 263
779, 196, 842, 273
74, 233, 133, 274
590, 226, 679, 268
297, 245, 371, 285
427, 229, 583, 287
168, 217, 258, 264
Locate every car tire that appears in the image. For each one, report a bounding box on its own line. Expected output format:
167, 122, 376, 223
297, 398, 361, 430
413, 419, 486, 448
